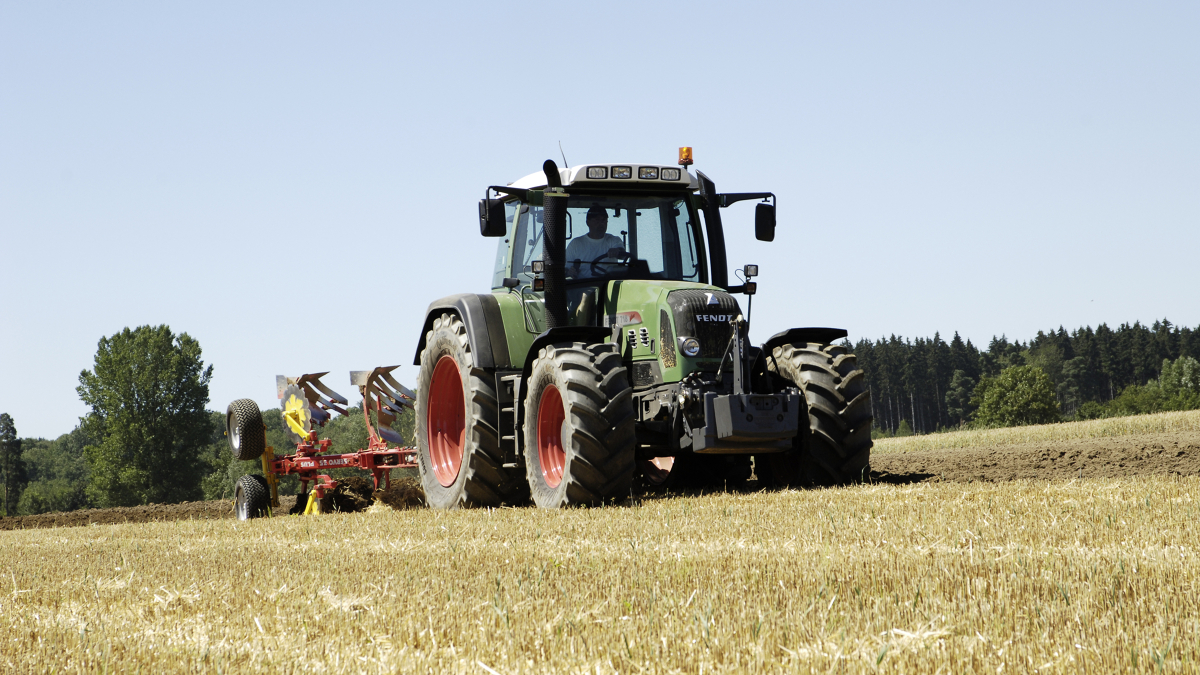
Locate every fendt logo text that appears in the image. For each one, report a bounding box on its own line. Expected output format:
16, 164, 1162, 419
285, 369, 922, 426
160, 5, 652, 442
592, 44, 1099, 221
695, 314, 732, 322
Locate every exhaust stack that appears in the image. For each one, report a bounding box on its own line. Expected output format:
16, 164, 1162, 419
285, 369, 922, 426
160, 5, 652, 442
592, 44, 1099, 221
541, 159, 569, 329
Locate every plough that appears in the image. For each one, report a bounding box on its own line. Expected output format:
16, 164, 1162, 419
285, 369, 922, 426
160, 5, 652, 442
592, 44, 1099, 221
226, 366, 417, 519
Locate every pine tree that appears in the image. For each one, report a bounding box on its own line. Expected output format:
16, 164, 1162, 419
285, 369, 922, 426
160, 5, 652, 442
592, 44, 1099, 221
0, 413, 23, 517
945, 370, 975, 426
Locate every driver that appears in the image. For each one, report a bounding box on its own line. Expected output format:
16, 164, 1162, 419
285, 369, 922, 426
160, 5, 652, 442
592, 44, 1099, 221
567, 205, 626, 279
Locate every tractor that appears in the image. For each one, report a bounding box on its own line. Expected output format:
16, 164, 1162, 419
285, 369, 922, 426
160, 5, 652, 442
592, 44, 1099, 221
414, 149, 873, 509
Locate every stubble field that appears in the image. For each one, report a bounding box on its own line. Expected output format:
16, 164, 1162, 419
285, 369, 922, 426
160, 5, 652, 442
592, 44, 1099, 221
2, 413, 1199, 673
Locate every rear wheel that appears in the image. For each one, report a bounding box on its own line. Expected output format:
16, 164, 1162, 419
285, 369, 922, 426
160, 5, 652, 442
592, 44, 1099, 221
524, 342, 635, 508
234, 475, 270, 520
763, 342, 873, 486
416, 312, 526, 509
226, 399, 265, 461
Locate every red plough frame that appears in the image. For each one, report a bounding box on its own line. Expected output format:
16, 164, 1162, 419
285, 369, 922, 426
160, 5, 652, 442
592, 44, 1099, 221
265, 367, 416, 513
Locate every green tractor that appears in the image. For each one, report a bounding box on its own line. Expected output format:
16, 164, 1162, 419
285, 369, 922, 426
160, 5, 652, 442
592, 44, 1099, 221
414, 152, 872, 509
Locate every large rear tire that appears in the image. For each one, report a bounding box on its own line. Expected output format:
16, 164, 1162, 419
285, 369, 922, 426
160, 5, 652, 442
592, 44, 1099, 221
523, 342, 635, 508
763, 342, 873, 486
416, 312, 526, 509
226, 399, 265, 461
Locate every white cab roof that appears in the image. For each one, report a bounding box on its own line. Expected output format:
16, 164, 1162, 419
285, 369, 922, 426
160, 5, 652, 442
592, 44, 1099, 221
508, 164, 699, 190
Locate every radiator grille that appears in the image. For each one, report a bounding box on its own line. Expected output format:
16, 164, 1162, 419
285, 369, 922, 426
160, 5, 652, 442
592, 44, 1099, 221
667, 290, 742, 359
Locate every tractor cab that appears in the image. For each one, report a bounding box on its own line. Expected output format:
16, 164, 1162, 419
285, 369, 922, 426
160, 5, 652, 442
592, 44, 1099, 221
490, 163, 706, 288
480, 156, 773, 338
500, 190, 704, 288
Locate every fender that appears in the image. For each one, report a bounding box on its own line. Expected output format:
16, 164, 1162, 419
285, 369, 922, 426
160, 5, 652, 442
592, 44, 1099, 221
761, 327, 849, 359
412, 293, 511, 369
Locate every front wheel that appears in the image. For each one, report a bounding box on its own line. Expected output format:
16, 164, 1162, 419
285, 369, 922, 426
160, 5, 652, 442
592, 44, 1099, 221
523, 342, 635, 508
762, 341, 873, 486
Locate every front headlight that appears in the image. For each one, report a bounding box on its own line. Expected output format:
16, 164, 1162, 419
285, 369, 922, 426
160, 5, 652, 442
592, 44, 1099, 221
679, 337, 701, 357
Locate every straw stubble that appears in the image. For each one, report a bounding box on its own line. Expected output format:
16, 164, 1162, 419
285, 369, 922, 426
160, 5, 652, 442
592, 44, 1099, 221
2, 475, 1197, 673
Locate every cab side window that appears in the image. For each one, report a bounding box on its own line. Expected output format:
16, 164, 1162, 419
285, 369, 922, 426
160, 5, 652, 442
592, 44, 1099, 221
511, 204, 544, 284
490, 201, 521, 289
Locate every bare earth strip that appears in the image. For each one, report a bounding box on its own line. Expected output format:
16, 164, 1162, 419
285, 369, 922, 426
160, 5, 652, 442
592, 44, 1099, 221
0, 496, 298, 531
0, 477, 424, 531
871, 431, 1200, 484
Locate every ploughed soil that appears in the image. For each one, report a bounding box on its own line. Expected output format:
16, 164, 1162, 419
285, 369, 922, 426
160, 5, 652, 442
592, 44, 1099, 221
5, 434, 1198, 530
0, 477, 426, 531
870, 431, 1200, 484
0, 499, 240, 531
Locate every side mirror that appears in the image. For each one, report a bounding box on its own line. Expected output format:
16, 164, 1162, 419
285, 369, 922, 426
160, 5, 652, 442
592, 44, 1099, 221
479, 199, 507, 237
754, 203, 776, 242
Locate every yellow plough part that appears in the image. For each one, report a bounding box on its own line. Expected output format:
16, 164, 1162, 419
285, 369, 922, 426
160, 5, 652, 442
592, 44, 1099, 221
281, 391, 312, 439
261, 444, 280, 510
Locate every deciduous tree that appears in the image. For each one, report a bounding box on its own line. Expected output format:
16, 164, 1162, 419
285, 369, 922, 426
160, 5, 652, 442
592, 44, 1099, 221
77, 325, 213, 507
974, 366, 1061, 427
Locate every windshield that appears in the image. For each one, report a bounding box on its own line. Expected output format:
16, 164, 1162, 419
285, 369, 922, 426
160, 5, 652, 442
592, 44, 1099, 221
510, 193, 702, 284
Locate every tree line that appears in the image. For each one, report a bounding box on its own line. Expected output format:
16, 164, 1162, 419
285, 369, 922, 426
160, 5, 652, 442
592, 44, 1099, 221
4, 319, 1198, 515
852, 319, 1200, 435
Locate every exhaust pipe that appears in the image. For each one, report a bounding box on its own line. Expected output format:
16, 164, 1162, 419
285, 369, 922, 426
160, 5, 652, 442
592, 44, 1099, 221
541, 159, 569, 329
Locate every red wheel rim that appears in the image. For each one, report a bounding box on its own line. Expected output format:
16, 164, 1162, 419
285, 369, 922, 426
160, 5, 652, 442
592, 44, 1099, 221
537, 385, 566, 489
427, 355, 465, 487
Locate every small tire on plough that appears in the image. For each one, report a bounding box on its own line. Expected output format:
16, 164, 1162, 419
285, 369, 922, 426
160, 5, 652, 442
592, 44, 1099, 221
227, 398, 266, 461
234, 474, 270, 520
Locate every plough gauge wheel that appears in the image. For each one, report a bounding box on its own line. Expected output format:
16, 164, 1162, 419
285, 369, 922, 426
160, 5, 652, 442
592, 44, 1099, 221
280, 384, 313, 444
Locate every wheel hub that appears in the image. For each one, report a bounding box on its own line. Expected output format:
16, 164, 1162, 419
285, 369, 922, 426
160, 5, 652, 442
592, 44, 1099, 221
537, 385, 566, 488
427, 355, 466, 487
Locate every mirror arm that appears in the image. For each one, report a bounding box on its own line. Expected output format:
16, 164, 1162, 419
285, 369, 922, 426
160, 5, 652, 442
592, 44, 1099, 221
488, 185, 530, 202
717, 192, 775, 208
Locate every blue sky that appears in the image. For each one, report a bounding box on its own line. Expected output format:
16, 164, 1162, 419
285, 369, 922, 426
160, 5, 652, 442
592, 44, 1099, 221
3, 1, 1198, 438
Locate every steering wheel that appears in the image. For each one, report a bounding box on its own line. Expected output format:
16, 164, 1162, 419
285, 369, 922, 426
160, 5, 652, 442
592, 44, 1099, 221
590, 251, 629, 277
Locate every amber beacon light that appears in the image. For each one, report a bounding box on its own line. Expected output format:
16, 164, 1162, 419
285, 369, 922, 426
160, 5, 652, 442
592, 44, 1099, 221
678, 146, 693, 166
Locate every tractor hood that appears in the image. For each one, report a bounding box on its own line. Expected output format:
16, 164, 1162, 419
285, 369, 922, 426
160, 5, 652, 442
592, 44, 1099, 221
598, 279, 743, 387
